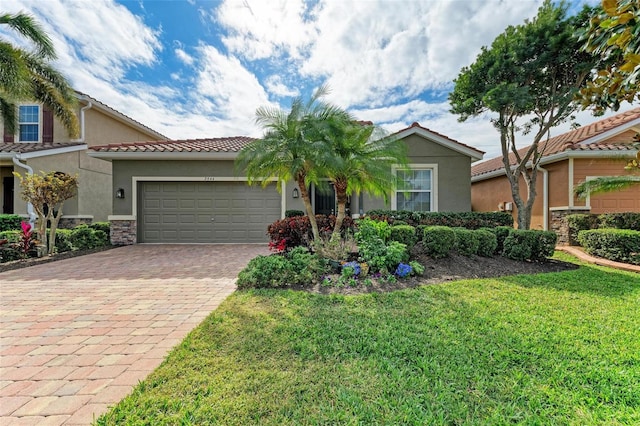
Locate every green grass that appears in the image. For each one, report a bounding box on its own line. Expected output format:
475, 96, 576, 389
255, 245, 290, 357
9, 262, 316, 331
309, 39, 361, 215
96, 254, 640, 425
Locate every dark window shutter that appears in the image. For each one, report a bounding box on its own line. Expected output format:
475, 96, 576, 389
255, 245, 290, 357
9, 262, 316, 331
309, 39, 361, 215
42, 107, 53, 143
3, 124, 14, 143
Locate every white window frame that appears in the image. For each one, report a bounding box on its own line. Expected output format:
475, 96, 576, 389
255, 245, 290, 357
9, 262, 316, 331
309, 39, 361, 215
17, 104, 41, 143
392, 164, 438, 212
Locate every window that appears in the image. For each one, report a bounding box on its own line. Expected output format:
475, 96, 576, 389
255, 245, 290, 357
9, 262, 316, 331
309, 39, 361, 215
393, 165, 437, 212
18, 105, 40, 142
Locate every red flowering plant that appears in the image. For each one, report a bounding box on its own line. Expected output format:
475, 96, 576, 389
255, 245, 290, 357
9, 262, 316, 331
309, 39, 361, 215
18, 221, 36, 257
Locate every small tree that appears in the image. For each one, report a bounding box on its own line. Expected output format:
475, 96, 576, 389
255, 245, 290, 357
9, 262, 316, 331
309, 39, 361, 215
13, 171, 78, 255
449, 1, 599, 229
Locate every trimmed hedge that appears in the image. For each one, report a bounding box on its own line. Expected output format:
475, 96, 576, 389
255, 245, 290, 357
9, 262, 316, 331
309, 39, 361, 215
366, 210, 513, 229
598, 213, 640, 231
69, 225, 108, 250
389, 225, 418, 249
475, 229, 498, 257
285, 210, 305, 218
578, 229, 640, 265
422, 226, 456, 259
0, 215, 23, 232
502, 229, 557, 261
55, 229, 74, 253
452, 228, 479, 256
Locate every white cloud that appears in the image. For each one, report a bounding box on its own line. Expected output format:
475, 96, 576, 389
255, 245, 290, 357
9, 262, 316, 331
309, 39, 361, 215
265, 75, 300, 97
175, 48, 195, 65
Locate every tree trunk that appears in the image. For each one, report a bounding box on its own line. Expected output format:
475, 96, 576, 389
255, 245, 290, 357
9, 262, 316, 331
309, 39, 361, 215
47, 204, 64, 255
331, 179, 349, 243
296, 175, 320, 241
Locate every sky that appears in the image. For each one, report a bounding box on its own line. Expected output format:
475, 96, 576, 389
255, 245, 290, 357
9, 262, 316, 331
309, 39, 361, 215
1, 0, 635, 161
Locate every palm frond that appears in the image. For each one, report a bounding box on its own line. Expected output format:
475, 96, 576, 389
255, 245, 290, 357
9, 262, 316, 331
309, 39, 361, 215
574, 176, 640, 199
0, 12, 55, 59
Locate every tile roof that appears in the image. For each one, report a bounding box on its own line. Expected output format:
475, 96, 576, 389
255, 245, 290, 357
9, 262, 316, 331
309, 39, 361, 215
0, 142, 85, 155
395, 121, 485, 156
471, 107, 640, 178
90, 136, 256, 153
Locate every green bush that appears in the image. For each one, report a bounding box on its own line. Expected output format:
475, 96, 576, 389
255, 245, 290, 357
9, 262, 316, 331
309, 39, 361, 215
389, 225, 418, 249
68, 225, 109, 250
0, 230, 21, 243
566, 214, 598, 245
502, 229, 557, 261
285, 210, 305, 218
0, 215, 23, 232
54, 229, 73, 253
89, 221, 111, 237
578, 229, 640, 265
475, 229, 498, 257
422, 226, 456, 259
356, 217, 391, 243
598, 213, 640, 231
493, 226, 512, 255
452, 228, 479, 256
237, 247, 326, 289
366, 210, 513, 229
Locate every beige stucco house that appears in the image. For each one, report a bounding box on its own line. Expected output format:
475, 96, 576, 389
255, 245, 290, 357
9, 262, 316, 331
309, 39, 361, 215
471, 108, 640, 234
89, 122, 484, 245
0, 92, 166, 225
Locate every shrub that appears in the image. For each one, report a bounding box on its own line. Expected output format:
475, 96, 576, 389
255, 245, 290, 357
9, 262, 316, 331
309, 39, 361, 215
475, 229, 498, 257
89, 221, 111, 238
578, 229, 640, 265
493, 226, 513, 255
502, 229, 557, 261
0, 215, 23, 232
285, 210, 305, 218
0, 230, 21, 243
236, 247, 327, 289
355, 217, 391, 243
267, 215, 356, 251
55, 229, 73, 253
389, 225, 418, 249
452, 228, 480, 256
598, 213, 640, 231
68, 225, 109, 250
422, 226, 456, 259
366, 210, 513, 229
355, 220, 408, 273
566, 214, 598, 245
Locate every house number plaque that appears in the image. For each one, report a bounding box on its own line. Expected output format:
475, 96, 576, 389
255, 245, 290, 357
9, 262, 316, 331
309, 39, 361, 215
204, 177, 215, 181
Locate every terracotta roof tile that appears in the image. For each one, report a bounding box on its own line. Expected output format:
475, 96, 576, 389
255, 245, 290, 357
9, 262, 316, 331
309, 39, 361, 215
0, 142, 85, 154
471, 108, 640, 178
90, 136, 256, 153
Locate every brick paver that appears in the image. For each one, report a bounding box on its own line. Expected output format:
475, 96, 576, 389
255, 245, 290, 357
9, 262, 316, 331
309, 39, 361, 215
0, 244, 267, 425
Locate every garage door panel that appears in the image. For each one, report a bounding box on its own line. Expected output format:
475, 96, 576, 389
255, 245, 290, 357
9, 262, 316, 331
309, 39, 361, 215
140, 181, 280, 243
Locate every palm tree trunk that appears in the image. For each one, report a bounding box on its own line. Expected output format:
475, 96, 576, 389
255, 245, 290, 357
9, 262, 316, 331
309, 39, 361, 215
330, 180, 348, 243
297, 176, 320, 241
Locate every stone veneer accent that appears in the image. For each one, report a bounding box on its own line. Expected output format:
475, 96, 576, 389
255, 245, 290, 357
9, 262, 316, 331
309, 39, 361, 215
58, 217, 93, 229
550, 208, 591, 246
110, 220, 137, 245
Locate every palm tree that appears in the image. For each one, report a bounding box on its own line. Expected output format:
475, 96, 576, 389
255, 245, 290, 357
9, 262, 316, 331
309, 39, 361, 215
237, 85, 344, 241
1, 12, 79, 137
323, 120, 408, 242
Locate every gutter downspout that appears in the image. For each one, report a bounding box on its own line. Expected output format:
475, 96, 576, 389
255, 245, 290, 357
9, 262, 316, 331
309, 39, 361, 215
538, 166, 549, 231
70, 96, 93, 142
12, 155, 37, 227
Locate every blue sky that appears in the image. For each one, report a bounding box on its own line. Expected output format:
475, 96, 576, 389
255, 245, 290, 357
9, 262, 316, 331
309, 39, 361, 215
2, 0, 634, 160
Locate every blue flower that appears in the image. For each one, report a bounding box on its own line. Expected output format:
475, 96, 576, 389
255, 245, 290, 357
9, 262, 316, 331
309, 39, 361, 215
341, 261, 361, 276
395, 263, 412, 278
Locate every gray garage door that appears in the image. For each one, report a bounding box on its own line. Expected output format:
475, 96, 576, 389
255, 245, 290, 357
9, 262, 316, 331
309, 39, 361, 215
139, 181, 281, 243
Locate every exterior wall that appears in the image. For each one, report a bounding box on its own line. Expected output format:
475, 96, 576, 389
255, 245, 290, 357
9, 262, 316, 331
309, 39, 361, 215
401, 134, 473, 212
574, 157, 640, 213
471, 171, 546, 229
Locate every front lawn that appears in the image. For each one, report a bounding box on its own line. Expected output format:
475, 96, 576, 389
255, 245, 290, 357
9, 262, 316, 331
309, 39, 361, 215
96, 254, 640, 425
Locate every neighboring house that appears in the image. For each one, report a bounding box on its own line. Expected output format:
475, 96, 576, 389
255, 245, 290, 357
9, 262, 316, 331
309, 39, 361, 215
89, 122, 484, 245
0, 92, 166, 225
471, 107, 640, 234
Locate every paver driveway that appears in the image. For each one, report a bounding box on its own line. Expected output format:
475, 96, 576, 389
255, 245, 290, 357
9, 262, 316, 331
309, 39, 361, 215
0, 244, 268, 425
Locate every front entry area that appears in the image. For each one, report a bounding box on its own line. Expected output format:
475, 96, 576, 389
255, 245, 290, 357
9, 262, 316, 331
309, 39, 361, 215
139, 181, 281, 243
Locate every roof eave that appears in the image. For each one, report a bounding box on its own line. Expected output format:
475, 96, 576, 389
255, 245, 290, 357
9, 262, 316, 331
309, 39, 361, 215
471, 149, 636, 182
88, 151, 240, 161
0, 144, 88, 160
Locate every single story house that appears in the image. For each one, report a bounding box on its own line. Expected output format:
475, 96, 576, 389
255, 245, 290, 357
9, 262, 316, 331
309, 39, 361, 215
471, 107, 640, 234
1, 92, 166, 225
89, 122, 484, 245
